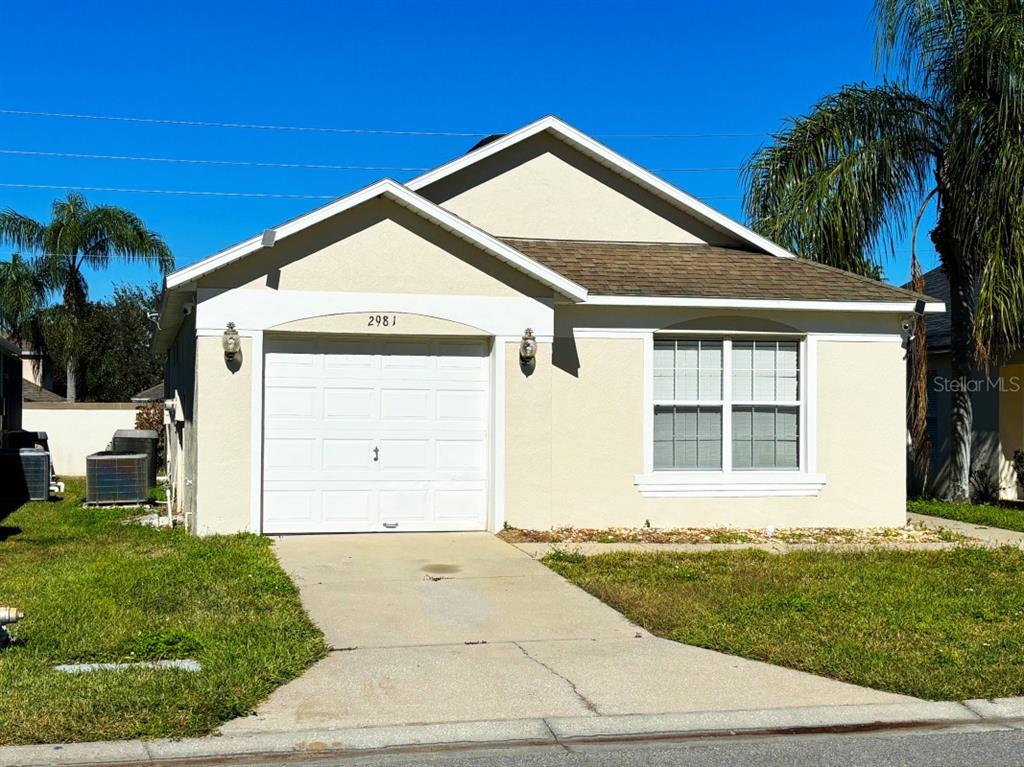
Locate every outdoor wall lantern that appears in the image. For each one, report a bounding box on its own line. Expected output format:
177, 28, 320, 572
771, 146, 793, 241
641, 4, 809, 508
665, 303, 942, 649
222, 322, 241, 362
519, 327, 537, 371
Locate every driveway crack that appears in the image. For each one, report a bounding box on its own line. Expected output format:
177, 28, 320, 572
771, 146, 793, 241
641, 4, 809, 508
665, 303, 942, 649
513, 642, 600, 715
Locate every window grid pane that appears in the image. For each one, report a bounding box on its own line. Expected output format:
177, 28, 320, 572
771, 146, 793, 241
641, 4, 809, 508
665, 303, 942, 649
731, 340, 800, 403
730, 406, 799, 470
653, 339, 722, 401
654, 405, 723, 470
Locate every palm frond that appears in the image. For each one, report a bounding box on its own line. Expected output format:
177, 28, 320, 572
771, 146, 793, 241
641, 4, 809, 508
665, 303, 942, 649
744, 83, 937, 274
81, 205, 175, 274
0, 210, 46, 252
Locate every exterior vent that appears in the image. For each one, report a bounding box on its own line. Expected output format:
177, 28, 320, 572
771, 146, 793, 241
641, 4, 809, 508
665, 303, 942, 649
111, 429, 159, 488
86, 452, 149, 505
0, 448, 50, 501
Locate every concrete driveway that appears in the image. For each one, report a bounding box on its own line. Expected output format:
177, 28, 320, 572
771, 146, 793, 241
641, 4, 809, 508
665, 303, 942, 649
222, 533, 910, 734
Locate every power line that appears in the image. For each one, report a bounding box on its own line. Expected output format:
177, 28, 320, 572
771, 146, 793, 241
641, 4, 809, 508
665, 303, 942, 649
0, 180, 743, 201
0, 107, 769, 140
0, 109, 486, 137
0, 182, 336, 199
0, 147, 743, 174
0, 148, 431, 172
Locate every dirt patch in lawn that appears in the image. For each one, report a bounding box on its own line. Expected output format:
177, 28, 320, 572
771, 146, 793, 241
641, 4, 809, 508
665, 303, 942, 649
499, 525, 963, 545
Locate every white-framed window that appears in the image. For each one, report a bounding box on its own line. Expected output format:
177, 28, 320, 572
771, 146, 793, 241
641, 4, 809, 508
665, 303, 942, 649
652, 337, 801, 473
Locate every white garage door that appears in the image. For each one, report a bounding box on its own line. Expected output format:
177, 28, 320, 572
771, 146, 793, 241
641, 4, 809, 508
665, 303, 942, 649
262, 337, 490, 533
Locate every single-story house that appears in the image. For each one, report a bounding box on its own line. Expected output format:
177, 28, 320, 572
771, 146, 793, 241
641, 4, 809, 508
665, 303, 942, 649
910, 266, 1023, 499
155, 116, 944, 536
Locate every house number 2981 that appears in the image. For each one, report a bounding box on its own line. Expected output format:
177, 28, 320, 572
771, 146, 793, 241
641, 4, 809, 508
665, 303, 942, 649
367, 314, 397, 327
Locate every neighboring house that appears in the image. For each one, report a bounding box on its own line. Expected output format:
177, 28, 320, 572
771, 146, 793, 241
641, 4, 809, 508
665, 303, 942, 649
22, 380, 64, 404
0, 336, 22, 437
20, 347, 53, 396
154, 115, 943, 536
910, 266, 1021, 499
131, 382, 165, 403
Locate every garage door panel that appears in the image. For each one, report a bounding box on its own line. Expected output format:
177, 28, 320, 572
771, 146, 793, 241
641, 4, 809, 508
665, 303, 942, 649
266, 386, 317, 419
379, 490, 430, 522
264, 490, 316, 523
434, 489, 487, 521
263, 337, 489, 533
436, 440, 486, 470
323, 438, 375, 470
436, 389, 487, 421
380, 439, 432, 470
380, 388, 431, 420
323, 387, 376, 419
265, 438, 317, 470
322, 491, 375, 527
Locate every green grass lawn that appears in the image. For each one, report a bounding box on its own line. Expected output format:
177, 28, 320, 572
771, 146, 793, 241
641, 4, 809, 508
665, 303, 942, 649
909, 498, 1024, 533
0, 480, 325, 745
545, 547, 1024, 701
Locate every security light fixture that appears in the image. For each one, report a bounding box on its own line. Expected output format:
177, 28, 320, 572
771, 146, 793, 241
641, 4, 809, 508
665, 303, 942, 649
519, 328, 537, 371
914, 298, 927, 316
222, 322, 241, 361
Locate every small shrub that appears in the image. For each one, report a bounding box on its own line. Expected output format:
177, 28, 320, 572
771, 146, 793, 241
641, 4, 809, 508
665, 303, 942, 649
544, 548, 587, 565
1013, 450, 1024, 489
970, 468, 1001, 504
135, 401, 166, 467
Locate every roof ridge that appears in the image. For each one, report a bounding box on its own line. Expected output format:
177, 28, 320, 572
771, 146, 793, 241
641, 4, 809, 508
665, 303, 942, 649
499, 236, 760, 250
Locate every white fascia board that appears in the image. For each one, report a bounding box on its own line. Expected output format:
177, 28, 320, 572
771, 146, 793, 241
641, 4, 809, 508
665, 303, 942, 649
164, 179, 587, 302
584, 295, 946, 314
407, 115, 798, 261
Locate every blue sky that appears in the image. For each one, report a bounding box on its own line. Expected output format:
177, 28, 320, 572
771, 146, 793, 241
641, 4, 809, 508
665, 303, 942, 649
1, 0, 936, 300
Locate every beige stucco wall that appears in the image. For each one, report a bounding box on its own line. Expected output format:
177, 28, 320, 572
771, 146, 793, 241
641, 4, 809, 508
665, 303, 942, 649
22, 403, 138, 475
193, 335, 251, 534
417, 133, 739, 244
504, 336, 906, 529
197, 197, 551, 299
269, 312, 489, 336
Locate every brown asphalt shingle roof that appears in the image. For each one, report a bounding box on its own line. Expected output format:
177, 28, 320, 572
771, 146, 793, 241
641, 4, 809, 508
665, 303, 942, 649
131, 382, 165, 402
502, 238, 937, 303
23, 380, 64, 403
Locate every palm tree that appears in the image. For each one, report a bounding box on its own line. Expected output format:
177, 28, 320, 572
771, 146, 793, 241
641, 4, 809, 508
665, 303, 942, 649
0, 253, 45, 347
744, 0, 1024, 502
0, 193, 173, 401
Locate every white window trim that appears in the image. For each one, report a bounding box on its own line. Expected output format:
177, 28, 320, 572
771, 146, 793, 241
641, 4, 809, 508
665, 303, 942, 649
636, 333, 826, 498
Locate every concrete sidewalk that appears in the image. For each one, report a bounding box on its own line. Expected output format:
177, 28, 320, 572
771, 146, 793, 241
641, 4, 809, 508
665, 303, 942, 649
220, 533, 908, 735
3, 698, 1024, 766
909, 512, 1024, 546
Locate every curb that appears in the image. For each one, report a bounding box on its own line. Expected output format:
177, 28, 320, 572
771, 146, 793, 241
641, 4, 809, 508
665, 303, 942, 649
2, 699, 1024, 766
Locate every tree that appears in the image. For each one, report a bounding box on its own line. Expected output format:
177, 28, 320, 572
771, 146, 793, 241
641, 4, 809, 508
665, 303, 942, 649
743, 0, 1024, 501
0, 253, 45, 347
36, 284, 164, 403
0, 193, 173, 401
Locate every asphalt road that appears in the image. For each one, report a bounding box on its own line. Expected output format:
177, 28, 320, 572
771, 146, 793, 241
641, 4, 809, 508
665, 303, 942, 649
220, 726, 1024, 767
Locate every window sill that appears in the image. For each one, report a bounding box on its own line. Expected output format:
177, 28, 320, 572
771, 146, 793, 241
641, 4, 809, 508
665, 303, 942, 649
633, 471, 826, 498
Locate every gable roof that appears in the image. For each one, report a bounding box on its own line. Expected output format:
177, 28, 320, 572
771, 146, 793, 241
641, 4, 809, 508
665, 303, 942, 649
164, 178, 588, 302
506, 239, 943, 310
407, 115, 798, 261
